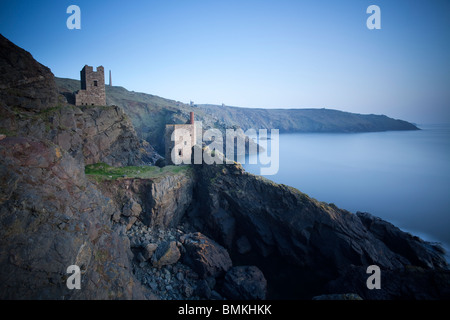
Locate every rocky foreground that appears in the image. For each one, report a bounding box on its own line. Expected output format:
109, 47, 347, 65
0, 34, 449, 300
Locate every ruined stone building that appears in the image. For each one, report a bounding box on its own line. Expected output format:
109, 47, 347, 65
75, 65, 106, 106
165, 112, 198, 165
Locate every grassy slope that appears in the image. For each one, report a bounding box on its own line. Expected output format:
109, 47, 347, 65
85, 162, 191, 181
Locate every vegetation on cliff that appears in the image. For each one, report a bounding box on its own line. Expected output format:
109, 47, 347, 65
85, 162, 192, 181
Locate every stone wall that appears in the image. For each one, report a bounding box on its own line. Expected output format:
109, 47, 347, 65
75, 65, 106, 106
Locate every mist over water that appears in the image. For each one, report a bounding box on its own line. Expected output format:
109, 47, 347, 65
239, 124, 450, 256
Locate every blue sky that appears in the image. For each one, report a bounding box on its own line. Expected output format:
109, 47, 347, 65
1, 0, 449, 123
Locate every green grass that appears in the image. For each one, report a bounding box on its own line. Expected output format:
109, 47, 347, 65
0, 128, 17, 136
38, 105, 64, 116
85, 162, 192, 181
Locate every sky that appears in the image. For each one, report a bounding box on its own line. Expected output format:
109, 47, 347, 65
0, 0, 449, 124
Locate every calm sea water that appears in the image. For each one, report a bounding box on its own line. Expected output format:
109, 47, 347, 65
239, 124, 450, 256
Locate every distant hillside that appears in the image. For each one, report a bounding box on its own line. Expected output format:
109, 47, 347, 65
55, 78, 419, 152
56, 77, 212, 153
197, 104, 419, 133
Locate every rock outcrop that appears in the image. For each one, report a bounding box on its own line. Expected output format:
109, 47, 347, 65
0, 103, 157, 167
91, 170, 194, 230
180, 232, 233, 279
193, 162, 449, 299
0, 137, 151, 299
0, 34, 159, 167
357, 212, 446, 269
152, 241, 181, 267
0, 34, 155, 299
0, 34, 58, 111
222, 266, 267, 300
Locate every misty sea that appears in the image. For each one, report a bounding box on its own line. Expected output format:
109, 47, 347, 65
239, 124, 450, 259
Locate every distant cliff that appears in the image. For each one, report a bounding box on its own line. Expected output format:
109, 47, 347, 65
55, 78, 419, 154
197, 104, 419, 133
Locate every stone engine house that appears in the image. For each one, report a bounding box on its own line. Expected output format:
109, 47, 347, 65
75, 65, 106, 106
165, 112, 197, 165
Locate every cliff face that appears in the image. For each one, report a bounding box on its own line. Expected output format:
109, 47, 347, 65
0, 34, 58, 111
0, 137, 151, 299
0, 34, 154, 299
0, 103, 158, 167
0, 35, 158, 167
192, 163, 449, 299
91, 170, 195, 230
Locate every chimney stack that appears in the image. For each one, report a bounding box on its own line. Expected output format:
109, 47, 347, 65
190, 112, 194, 125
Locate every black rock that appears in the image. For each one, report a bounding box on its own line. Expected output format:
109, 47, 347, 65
194, 163, 449, 299
221, 266, 267, 300
0, 34, 58, 111
236, 235, 251, 254
195, 280, 212, 299
181, 232, 232, 279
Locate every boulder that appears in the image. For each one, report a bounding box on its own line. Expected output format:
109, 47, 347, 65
236, 235, 251, 254
207, 208, 236, 249
125, 216, 138, 231
181, 232, 232, 279
182, 283, 194, 298
221, 266, 267, 300
152, 241, 181, 267
144, 243, 158, 260
195, 279, 212, 299
122, 198, 142, 217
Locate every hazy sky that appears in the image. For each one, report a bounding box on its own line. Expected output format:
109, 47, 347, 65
1, 0, 449, 123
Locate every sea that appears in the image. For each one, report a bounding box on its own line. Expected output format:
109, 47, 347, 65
238, 124, 450, 260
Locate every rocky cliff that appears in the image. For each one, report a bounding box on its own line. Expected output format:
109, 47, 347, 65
90, 168, 194, 230
0, 35, 58, 111
0, 34, 156, 299
0, 101, 158, 167
1, 34, 448, 300
0, 36, 158, 167
0, 136, 152, 299
191, 162, 449, 299
197, 104, 419, 133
